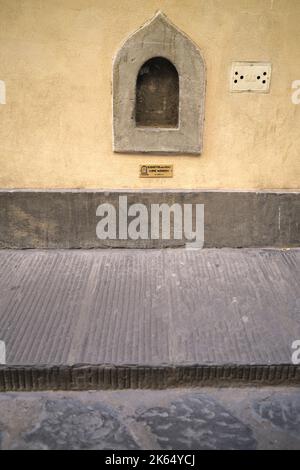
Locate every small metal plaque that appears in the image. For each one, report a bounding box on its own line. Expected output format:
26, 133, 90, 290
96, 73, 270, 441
140, 164, 173, 178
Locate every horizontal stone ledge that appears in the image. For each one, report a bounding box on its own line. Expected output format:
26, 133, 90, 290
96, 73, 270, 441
0, 364, 299, 391
0, 190, 299, 248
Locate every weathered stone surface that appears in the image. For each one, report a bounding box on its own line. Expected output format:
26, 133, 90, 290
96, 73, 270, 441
1, 388, 300, 450
15, 399, 139, 450
253, 394, 300, 436
135, 394, 257, 450
113, 12, 206, 154
0, 190, 299, 249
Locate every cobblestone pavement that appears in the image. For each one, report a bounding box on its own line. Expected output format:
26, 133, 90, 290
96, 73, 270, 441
0, 387, 299, 450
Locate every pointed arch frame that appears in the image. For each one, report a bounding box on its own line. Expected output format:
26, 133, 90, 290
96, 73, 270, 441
113, 12, 206, 155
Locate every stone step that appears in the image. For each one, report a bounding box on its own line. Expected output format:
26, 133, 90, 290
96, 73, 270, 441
0, 248, 299, 390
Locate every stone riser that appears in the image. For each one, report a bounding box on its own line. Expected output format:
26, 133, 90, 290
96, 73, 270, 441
1, 364, 300, 392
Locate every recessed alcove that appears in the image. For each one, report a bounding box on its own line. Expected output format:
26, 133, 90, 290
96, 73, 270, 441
113, 11, 206, 154
135, 57, 179, 128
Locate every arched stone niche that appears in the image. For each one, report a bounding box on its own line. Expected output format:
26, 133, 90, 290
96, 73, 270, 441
113, 12, 206, 155
136, 57, 179, 128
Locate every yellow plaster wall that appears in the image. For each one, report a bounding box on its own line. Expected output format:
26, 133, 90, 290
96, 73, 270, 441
0, 0, 299, 189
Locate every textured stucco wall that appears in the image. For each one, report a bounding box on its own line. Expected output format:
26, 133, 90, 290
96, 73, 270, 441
0, 0, 299, 190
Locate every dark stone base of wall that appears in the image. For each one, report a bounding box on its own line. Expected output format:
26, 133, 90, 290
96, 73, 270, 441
0, 190, 299, 248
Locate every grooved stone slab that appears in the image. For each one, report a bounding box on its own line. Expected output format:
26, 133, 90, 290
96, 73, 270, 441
0, 248, 299, 390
